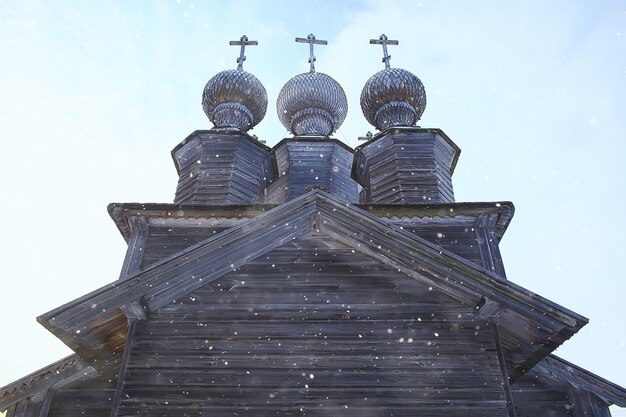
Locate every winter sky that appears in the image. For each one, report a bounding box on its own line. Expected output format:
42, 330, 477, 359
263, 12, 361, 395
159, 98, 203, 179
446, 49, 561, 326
1, 0, 625, 413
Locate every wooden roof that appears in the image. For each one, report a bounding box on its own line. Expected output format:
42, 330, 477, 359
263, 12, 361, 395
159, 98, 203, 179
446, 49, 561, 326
108, 200, 514, 243
39, 190, 585, 382
527, 355, 626, 407
0, 355, 93, 411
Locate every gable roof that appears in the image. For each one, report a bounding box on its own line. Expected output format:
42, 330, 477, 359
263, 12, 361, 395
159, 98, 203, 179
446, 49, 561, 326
0, 354, 93, 411
525, 354, 626, 407
37, 190, 586, 382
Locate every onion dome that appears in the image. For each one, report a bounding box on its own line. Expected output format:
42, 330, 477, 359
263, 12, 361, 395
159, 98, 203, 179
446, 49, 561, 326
201, 36, 267, 132
277, 72, 347, 136
276, 33, 348, 136
360, 34, 427, 131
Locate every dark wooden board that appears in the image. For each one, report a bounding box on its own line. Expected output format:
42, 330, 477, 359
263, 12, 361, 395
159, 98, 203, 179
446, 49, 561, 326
116, 236, 508, 416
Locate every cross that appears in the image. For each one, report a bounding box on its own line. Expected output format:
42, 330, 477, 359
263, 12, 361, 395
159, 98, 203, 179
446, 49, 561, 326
370, 34, 399, 69
295, 33, 327, 73
358, 131, 374, 141
229, 35, 258, 71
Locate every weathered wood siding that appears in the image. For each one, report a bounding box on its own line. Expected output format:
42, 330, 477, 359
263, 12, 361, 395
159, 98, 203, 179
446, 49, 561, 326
172, 131, 276, 205
353, 128, 458, 204
390, 214, 506, 277
46, 375, 116, 417
266, 138, 359, 203
135, 215, 500, 278
511, 371, 573, 417
511, 368, 615, 417
140, 225, 231, 270
391, 216, 484, 269
115, 235, 508, 416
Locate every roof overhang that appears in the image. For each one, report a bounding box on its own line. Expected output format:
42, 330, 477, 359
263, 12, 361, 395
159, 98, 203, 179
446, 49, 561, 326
42, 191, 584, 382
108, 200, 514, 244
0, 355, 93, 412
526, 355, 626, 407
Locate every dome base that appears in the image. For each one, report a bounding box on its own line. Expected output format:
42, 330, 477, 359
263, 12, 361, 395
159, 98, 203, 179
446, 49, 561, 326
212, 102, 253, 131
291, 108, 333, 136
375, 100, 417, 130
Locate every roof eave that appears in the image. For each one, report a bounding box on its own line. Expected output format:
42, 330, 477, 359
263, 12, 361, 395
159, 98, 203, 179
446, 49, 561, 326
0, 354, 92, 411
43, 191, 585, 384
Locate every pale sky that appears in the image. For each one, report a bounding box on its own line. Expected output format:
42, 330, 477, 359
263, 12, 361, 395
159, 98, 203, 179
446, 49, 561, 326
1, 0, 625, 413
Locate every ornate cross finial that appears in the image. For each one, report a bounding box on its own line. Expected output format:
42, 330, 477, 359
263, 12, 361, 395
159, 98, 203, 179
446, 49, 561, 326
295, 33, 327, 73
370, 34, 398, 69
229, 35, 258, 71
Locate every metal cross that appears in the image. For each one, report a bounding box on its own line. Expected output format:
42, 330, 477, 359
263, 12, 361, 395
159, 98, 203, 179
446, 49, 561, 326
295, 33, 327, 73
370, 34, 398, 69
229, 35, 258, 71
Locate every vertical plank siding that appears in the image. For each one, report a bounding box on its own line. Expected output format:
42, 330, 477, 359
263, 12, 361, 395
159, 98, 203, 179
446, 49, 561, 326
115, 236, 508, 416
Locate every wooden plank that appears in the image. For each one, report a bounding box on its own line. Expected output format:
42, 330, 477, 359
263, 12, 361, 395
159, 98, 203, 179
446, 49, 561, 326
38, 191, 586, 385
494, 323, 517, 417
172, 132, 276, 205
4, 403, 16, 417
36, 390, 53, 417
267, 139, 358, 203
116, 247, 508, 415
110, 318, 136, 417
352, 129, 457, 204
0, 355, 90, 412
510, 370, 571, 417
118, 217, 148, 280
566, 385, 611, 417
47, 374, 116, 417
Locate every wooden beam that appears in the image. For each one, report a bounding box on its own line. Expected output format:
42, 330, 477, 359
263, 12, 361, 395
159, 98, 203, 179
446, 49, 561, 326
494, 323, 517, 417
109, 318, 137, 417
476, 296, 502, 320
4, 403, 16, 417
36, 390, 53, 417
475, 214, 506, 277
567, 384, 612, 417
120, 298, 148, 320
118, 216, 148, 279
10, 391, 46, 417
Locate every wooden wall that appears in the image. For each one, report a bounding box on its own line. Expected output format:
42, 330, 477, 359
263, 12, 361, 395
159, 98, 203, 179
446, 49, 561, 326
353, 130, 457, 204
511, 368, 614, 417
115, 235, 509, 416
46, 375, 116, 417
136, 214, 502, 278
172, 132, 275, 205
266, 139, 359, 203
511, 372, 573, 417
140, 225, 231, 270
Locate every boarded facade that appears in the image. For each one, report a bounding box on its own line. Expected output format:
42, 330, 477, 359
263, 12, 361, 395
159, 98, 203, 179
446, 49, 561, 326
1, 37, 625, 416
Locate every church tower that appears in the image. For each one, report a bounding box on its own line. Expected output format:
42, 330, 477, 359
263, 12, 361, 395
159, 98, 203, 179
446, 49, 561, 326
1, 34, 624, 417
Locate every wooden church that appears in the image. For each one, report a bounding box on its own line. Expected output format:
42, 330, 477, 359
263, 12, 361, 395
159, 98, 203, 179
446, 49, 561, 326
1, 34, 625, 417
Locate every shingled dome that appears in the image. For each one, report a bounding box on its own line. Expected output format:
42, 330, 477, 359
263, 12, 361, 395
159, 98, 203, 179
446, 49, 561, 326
360, 67, 426, 130
202, 69, 268, 131
276, 72, 347, 136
